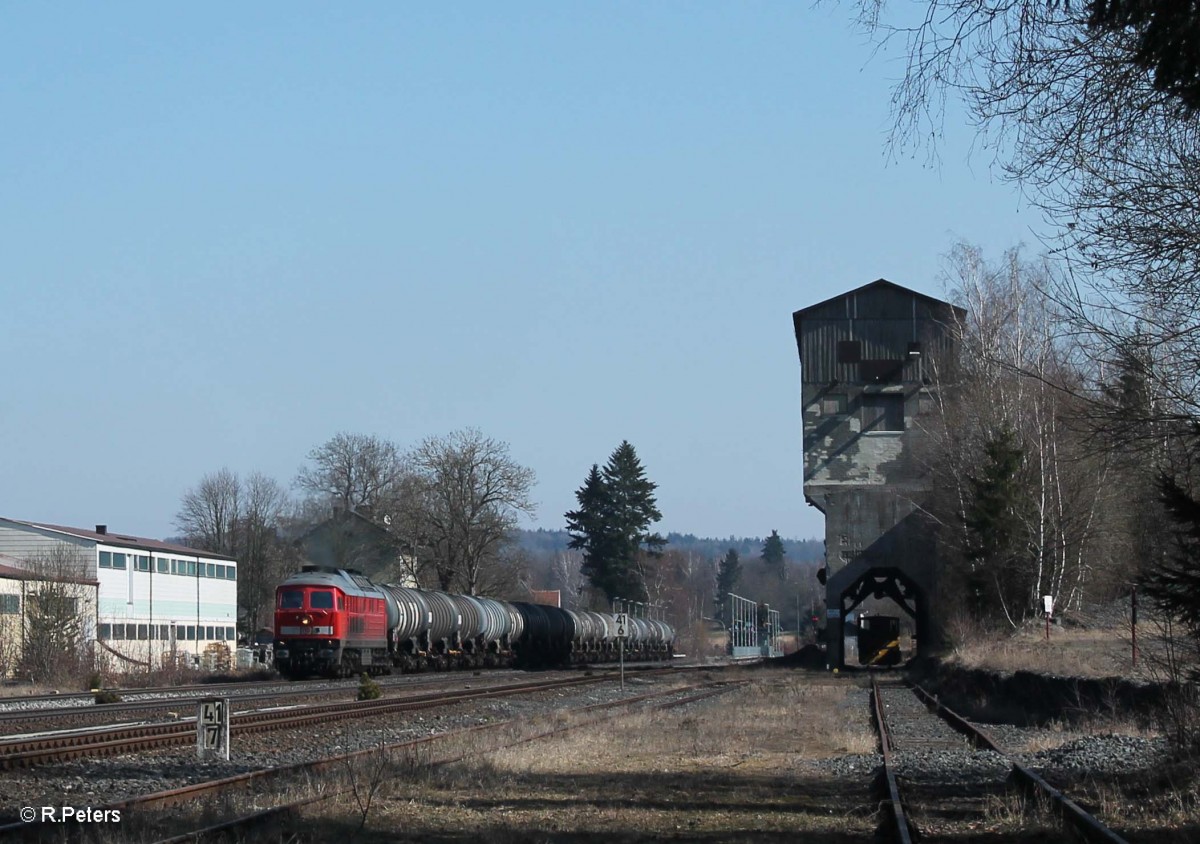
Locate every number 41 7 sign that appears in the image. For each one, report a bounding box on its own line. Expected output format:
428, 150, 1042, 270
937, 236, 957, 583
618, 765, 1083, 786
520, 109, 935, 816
197, 698, 230, 760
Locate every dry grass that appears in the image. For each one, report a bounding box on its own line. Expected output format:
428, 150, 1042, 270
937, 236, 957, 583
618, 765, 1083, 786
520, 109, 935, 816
948, 625, 1144, 679
285, 671, 880, 842
1079, 771, 1200, 842
980, 789, 1057, 829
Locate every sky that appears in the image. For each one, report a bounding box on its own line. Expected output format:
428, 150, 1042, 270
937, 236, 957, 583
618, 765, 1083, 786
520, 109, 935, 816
0, 3, 1039, 545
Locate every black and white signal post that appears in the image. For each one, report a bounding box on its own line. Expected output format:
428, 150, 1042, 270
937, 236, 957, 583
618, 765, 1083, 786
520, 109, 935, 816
198, 697, 230, 761
614, 612, 629, 690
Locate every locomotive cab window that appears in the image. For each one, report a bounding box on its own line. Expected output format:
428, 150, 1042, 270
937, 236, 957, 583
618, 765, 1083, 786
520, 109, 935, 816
279, 590, 304, 609
309, 591, 335, 609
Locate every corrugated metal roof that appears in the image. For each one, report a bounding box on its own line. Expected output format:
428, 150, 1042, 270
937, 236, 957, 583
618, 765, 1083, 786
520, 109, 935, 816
0, 518, 235, 561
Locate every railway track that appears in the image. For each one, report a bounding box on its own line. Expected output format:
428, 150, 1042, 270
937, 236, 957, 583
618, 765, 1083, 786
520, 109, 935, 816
0, 674, 742, 843
0, 669, 542, 737
0, 668, 536, 716
871, 676, 1130, 843
0, 673, 612, 770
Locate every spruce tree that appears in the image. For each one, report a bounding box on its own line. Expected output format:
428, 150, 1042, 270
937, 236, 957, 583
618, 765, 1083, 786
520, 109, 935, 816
760, 530, 786, 578
565, 464, 615, 588
1146, 471, 1200, 637
564, 441, 666, 604
715, 549, 742, 622
962, 425, 1027, 618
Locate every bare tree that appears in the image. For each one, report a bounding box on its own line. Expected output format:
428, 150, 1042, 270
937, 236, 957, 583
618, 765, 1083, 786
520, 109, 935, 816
856, 1, 1200, 428
913, 245, 1123, 628
17, 546, 95, 685
295, 432, 407, 517
236, 472, 292, 633
174, 468, 241, 556
177, 469, 294, 637
551, 550, 584, 610
403, 428, 536, 594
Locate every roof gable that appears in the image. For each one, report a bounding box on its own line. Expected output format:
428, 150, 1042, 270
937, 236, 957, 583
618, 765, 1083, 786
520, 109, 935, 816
793, 278, 963, 319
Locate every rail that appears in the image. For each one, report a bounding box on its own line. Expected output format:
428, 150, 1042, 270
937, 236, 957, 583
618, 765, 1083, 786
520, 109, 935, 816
0, 677, 744, 843
907, 681, 1130, 844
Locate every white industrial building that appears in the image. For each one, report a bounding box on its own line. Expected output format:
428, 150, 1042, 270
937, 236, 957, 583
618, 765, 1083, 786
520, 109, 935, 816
0, 518, 238, 669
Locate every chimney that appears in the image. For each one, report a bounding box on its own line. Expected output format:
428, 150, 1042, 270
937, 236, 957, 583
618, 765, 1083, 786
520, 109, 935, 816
95, 524, 107, 535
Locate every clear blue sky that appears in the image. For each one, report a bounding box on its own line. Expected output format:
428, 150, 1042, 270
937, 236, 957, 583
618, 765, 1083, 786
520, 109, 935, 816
1, 3, 1036, 544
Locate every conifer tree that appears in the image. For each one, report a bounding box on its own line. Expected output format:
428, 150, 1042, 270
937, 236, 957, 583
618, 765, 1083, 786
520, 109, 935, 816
1146, 470, 1200, 638
715, 549, 742, 622
760, 530, 786, 579
564, 464, 614, 584
962, 425, 1027, 618
565, 441, 666, 604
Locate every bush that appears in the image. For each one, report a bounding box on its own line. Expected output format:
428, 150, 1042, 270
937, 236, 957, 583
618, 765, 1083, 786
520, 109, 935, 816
94, 689, 122, 704
86, 672, 102, 692
357, 673, 381, 701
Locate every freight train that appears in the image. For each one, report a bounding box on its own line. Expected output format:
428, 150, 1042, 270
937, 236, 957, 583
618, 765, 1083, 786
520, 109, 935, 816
273, 566, 675, 679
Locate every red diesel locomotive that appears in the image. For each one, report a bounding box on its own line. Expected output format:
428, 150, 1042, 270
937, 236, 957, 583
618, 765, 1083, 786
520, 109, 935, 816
274, 568, 394, 676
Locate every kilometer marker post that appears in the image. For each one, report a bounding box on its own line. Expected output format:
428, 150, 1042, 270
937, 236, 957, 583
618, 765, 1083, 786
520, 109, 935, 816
615, 612, 629, 691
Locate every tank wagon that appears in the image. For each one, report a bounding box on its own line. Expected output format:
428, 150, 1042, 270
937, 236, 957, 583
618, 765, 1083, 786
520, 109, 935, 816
273, 566, 675, 679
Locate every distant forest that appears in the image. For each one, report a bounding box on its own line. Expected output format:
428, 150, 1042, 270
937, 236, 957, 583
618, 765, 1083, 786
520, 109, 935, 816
516, 528, 823, 563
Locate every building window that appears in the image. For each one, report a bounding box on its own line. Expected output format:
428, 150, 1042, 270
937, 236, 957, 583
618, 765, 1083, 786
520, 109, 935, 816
111, 553, 127, 570
28, 594, 78, 617
0, 594, 18, 614
156, 557, 169, 574
99, 551, 112, 569
820, 394, 847, 416
862, 394, 905, 431
126, 624, 137, 640
227, 567, 236, 581
187, 561, 197, 577
216, 565, 225, 579
137, 624, 148, 640
160, 625, 170, 640
206, 625, 215, 640
136, 556, 151, 572
113, 624, 125, 640
98, 623, 110, 640
226, 626, 235, 640
185, 625, 195, 641
206, 563, 216, 578
837, 340, 862, 364
860, 360, 904, 384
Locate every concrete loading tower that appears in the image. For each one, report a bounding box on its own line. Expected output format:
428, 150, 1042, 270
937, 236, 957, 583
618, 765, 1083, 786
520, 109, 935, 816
792, 280, 963, 668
